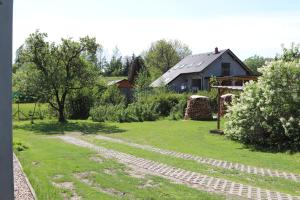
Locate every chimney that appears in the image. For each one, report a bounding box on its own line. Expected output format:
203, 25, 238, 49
215, 47, 219, 54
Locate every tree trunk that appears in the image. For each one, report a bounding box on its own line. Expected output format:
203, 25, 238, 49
58, 105, 66, 123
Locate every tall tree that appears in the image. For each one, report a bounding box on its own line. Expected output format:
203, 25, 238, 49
244, 55, 266, 75
122, 56, 131, 77
144, 39, 192, 79
15, 31, 99, 122
95, 45, 107, 74
105, 46, 123, 76
128, 55, 146, 84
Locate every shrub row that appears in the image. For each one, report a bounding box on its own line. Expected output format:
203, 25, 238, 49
90, 102, 159, 122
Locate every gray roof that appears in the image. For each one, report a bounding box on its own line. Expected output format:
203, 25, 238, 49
151, 49, 241, 87
107, 79, 122, 86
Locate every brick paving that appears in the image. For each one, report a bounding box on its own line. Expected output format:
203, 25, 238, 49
59, 135, 300, 200
94, 135, 300, 182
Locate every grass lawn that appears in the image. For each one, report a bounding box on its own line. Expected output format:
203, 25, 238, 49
14, 120, 223, 200
14, 119, 300, 199
13, 103, 49, 120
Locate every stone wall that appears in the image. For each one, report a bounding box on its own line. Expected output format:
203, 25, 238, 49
184, 95, 212, 120
220, 94, 234, 116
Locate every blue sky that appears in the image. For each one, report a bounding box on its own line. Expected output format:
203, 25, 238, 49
14, 0, 300, 59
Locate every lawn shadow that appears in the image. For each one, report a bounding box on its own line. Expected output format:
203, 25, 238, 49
14, 121, 126, 135
235, 144, 299, 154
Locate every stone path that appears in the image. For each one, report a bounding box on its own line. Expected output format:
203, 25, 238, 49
94, 135, 300, 182
14, 154, 36, 200
59, 135, 300, 200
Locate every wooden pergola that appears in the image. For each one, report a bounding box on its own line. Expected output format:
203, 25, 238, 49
210, 85, 244, 134
208, 75, 257, 90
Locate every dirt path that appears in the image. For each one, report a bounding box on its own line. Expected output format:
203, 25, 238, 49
93, 135, 300, 182
59, 135, 300, 200
14, 154, 36, 200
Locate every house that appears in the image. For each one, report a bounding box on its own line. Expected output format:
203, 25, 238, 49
150, 48, 254, 91
107, 79, 134, 99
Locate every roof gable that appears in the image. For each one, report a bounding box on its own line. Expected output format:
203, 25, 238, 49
108, 79, 133, 88
151, 49, 228, 87
151, 49, 253, 87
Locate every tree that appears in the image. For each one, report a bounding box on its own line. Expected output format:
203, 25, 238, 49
104, 47, 123, 76
15, 31, 99, 122
122, 56, 131, 77
134, 67, 151, 92
144, 39, 192, 79
277, 43, 300, 62
244, 55, 266, 75
128, 55, 146, 84
95, 45, 107, 74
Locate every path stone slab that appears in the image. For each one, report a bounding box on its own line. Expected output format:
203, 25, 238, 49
94, 135, 300, 182
59, 136, 300, 200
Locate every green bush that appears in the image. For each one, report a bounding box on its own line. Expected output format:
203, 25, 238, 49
100, 85, 126, 105
136, 89, 187, 117
120, 102, 159, 122
90, 104, 124, 122
13, 141, 29, 152
169, 98, 187, 120
66, 93, 94, 120
225, 61, 300, 151
90, 102, 159, 123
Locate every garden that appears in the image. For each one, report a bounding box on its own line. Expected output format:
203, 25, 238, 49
12, 32, 300, 199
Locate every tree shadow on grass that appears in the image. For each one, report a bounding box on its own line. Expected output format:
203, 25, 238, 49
235, 143, 299, 154
13, 121, 126, 135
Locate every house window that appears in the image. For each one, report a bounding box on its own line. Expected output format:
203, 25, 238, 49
191, 79, 202, 90
221, 63, 230, 76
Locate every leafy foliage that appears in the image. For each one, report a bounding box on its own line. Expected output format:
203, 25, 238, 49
244, 55, 267, 75
134, 67, 152, 92
13, 141, 29, 152
90, 104, 125, 122
66, 90, 94, 120
104, 47, 124, 76
169, 98, 187, 120
144, 39, 192, 79
14, 31, 100, 122
98, 85, 126, 106
128, 55, 146, 84
277, 43, 300, 62
225, 61, 300, 151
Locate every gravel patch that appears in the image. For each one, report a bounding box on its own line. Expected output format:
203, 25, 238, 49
14, 154, 36, 200
52, 181, 81, 200
74, 172, 127, 197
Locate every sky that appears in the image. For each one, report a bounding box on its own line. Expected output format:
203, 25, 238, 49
13, 0, 300, 60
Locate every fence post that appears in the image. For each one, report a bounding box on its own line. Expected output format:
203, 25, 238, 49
0, 0, 14, 200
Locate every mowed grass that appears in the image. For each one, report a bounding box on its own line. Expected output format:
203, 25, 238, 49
13, 119, 300, 198
85, 135, 300, 195
14, 120, 223, 200
98, 120, 300, 174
